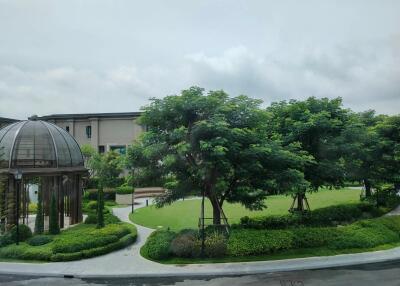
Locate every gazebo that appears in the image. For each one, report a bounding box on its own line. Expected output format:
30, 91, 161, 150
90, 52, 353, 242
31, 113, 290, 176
0, 119, 87, 233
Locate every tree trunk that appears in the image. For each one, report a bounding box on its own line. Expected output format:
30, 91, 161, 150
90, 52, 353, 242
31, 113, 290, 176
364, 179, 372, 197
209, 196, 221, 225
297, 192, 305, 212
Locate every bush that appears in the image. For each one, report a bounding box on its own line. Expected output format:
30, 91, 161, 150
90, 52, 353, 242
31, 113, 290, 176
85, 188, 116, 201
86, 201, 98, 211
170, 232, 200, 258
204, 232, 227, 258
240, 203, 382, 230
9, 224, 32, 242
0, 234, 13, 247
116, 185, 134, 195
84, 211, 120, 225
292, 227, 338, 248
142, 230, 176, 260
84, 214, 97, 224
27, 235, 53, 246
227, 229, 293, 256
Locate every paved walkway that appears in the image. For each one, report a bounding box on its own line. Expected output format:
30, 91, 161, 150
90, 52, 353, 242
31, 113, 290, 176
1, 200, 400, 278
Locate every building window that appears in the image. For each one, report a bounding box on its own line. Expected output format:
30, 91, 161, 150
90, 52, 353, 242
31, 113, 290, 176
86, 126, 92, 139
66, 126, 70, 133
98, 145, 105, 153
110, 145, 126, 155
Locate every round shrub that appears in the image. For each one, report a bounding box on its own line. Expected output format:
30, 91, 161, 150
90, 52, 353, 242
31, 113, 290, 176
0, 234, 13, 247
143, 230, 176, 260
84, 214, 98, 224
116, 185, 134, 195
204, 232, 227, 258
9, 224, 32, 242
27, 235, 53, 246
170, 233, 201, 258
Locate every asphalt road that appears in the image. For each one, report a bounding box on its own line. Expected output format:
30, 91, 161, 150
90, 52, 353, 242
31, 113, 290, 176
1, 260, 400, 286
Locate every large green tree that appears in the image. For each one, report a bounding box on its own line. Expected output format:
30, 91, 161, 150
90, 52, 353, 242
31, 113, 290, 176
375, 115, 400, 191
266, 97, 350, 210
88, 150, 123, 188
127, 87, 310, 224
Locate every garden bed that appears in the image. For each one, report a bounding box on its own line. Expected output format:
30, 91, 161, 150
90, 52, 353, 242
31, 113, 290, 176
140, 215, 400, 264
0, 223, 137, 262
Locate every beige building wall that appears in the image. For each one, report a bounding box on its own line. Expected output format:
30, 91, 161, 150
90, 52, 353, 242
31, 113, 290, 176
42, 113, 144, 153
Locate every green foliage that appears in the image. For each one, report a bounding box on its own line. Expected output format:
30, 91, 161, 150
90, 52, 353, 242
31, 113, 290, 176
228, 216, 400, 257
116, 185, 134, 195
142, 230, 176, 260
9, 224, 32, 242
85, 188, 116, 201
85, 200, 98, 210
97, 187, 105, 228
0, 233, 13, 247
27, 235, 53, 246
239, 203, 383, 229
0, 223, 137, 262
204, 232, 228, 258
84, 214, 97, 224
88, 151, 124, 188
227, 229, 293, 256
34, 185, 44, 234
170, 231, 201, 258
128, 87, 310, 224
48, 193, 60, 235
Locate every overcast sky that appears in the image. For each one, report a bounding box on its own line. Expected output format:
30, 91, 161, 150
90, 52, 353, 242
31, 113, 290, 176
0, 0, 399, 119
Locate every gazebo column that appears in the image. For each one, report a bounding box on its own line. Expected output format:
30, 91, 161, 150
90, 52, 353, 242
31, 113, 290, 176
6, 176, 16, 228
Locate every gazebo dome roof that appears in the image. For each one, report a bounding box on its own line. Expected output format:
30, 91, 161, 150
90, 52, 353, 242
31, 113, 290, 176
0, 120, 84, 171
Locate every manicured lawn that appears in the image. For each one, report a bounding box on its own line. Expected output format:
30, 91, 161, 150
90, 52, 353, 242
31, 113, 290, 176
131, 188, 361, 230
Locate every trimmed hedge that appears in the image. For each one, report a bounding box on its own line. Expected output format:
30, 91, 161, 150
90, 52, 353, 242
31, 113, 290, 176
228, 216, 400, 257
240, 203, 386, 230
85, 188, 116, 201
142, 230, 176, 260
27, 235, 53, 246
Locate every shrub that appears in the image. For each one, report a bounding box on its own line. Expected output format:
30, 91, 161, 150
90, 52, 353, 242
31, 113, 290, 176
0, 234, 13, 247
0, 244, 52, 261
204, 232, 227, 258
143, 230, 176, 260
116, 185, 134, 195
292, 227, 338, 248
9, 224, 32, 242
86, 201, 98, 211
84, 214, 97, 224
27, 235, 53, 246
170, 232, 200, 258
227, 229, 293, 256
85, 188, 116, 201
240, 203, 382, 230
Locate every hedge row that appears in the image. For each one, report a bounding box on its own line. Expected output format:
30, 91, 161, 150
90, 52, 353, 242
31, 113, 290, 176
228, 216, 400, 256
239, 203, 386, 230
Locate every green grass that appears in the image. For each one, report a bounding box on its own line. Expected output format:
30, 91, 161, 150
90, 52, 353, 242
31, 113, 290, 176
131, 188, 361, 230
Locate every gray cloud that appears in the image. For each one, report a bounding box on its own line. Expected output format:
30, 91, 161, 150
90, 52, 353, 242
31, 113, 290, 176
0, 0, 399, 119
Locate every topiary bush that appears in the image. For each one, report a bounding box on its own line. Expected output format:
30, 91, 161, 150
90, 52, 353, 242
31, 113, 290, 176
9, 224, 32, 242
27, 235, 53, 246
142, 230, 176, 260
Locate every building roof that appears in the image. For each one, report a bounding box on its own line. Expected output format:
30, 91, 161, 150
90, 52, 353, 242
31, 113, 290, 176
0, 120, 85, 171
34, 112, 142, 121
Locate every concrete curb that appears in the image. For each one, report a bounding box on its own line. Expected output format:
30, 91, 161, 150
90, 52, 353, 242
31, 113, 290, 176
1, 246, 400, 279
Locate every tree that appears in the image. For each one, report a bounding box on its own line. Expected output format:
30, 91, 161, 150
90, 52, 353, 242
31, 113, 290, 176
49, 193, 60, 235
127, 87, 310, 224
97, 186, 105, 228
34, 182, 44, 234
266, 97, 350, 211
340, 111, 383, 197
374, 115, 400, 191
88, 151, 123, 188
